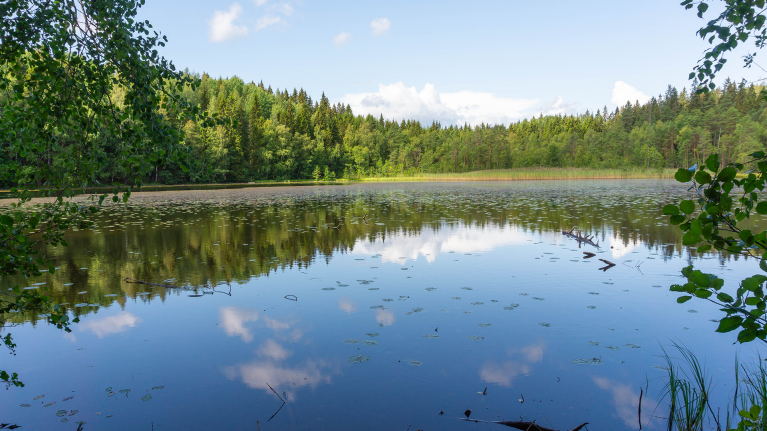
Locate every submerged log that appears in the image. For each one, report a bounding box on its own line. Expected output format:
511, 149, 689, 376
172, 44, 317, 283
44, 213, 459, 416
494, 421, 588, 431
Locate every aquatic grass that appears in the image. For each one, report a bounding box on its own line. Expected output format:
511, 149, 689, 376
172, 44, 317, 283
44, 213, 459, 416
658, 342, 712, 431
360, 167, 675, 182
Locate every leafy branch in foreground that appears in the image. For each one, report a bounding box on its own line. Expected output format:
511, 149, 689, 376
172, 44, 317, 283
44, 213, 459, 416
664, 153, 767, 343
0, 0, 213, 387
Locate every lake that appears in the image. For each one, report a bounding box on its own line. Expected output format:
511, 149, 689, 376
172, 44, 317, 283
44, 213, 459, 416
0, 180, 761, 430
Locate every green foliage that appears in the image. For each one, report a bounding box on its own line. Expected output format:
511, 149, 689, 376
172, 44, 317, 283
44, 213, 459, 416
0, 0, 204, 387
667, 151, 767, 343
683, 0, 767, 92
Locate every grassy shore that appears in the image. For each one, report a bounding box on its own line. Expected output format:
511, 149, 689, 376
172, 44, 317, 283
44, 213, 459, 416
359, 168, 675, 182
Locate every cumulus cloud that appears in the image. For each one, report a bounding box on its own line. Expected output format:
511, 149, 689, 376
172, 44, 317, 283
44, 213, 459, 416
275, 3, 294, 16
341, 82, 575, 127
208, 3, 249, 42
611, 81, 651, 107
371, 18, 391, 35
255, 14, 284, 31
79, 312, 141, 338
257, 339, 291, 361
222, 359, 336, 400
333, 31, 352, 46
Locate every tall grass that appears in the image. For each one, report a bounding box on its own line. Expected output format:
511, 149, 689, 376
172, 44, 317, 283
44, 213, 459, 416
360, 167, 675, 182
659, 342, 767, 431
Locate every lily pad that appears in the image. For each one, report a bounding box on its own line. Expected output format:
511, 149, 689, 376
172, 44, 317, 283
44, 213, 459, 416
451, 297, 461, 300
519, 293, 529, 296
118, 389, 131, 393
468, 335, 484, 341
409, 360, 422, 366
423, 334, 439, 339
367, 287, 379, 290
588, 341, 600, 346
56, 410, 67, 417
370, 305, 385, 310
365, 333, 379, 337
34, 395, 45, 400
382, 298, 393, 302
20, 404, 31, 407
539, 323, 551, 327
572, 358, 605, 365
141, 394, 152, 401
624, 343, 642, 349
342, 338, 360, 344
61, 418, 69, 423
321, 287, 336, 291
471, 302, 484, 306
587, 306, 597, 309
152, 386, 164, 390
606, 346, 620, 350
532, 297, 545, 301
411, 307, 424, 313
348, 355, 370, 364
361, 340, 379, 346
504, 304, 520, 310
44, 402, 56, 407
425, 287, 437, 291
478, 323, 492, 327
461, 287, 473, 290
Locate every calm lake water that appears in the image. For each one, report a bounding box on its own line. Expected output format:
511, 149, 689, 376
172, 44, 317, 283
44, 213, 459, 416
1, 180, 763, 430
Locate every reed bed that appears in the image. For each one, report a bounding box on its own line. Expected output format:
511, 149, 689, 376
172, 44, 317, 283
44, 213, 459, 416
360, 168, 675, 182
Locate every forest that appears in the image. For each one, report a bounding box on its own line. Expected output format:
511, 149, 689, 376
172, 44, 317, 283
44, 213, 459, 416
2, 72, 766, 186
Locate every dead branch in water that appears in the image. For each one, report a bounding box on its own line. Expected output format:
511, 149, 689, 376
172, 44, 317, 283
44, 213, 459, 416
561, 227, 599, 248
493, 421, 589, 431
583, 252, 596, 258
124, 277, 177, 289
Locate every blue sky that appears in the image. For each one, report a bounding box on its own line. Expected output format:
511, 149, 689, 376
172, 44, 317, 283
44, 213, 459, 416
139, 0, 767, 125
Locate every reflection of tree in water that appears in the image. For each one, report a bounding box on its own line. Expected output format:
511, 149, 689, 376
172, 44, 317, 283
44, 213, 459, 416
3, 181, 763, 324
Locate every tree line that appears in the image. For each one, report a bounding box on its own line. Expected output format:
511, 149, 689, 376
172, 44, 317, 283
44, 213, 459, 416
3, 71, 767, 186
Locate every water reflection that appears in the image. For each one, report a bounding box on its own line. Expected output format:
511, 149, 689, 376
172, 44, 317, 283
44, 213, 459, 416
479, 342, 544, 387
593, 377, 658, 428
218, 307, 291, 343
79, 312, 141, 338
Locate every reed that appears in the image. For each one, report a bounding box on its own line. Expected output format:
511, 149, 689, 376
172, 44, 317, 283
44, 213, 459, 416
359, 168, 675, 182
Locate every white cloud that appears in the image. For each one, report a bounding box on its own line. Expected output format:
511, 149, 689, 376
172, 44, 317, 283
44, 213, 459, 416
611, 81, 651, 107
208, 3, 249, 43
276, 3, 294, 16
338, 299, 357, 314
341, 82, 575, 126
79, 312, 141, 338
333, 31, 352, 46
253, 0, 268, 5
257, 339, 291, 361
220, 307, 260, 342
222, 359, 336, 400
371, 18, 391, 35
255, 14, 284, 31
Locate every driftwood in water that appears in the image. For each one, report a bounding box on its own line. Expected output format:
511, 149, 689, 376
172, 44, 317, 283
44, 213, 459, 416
494, 421, 589, 431
124, 277, 177, 289
561, 227, 599, 248
583, 252, 595, 258
597, 258, 616, 272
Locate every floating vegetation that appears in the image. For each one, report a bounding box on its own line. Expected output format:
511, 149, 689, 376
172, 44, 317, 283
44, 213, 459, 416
141, 394, 152, 401
588, 341, 600, 346
367, 288, 379, 290
398, 296, 408, 301
471, 302, 484, 305
408, 360, 422, 366
152, 386, 165, 390
370, 305, 385, 310
462, 311, 471, 314
606, 346, 620, 350
688, 309, 698, 313
361, 340, 379, 346
532, 297, 545, 301
382, 298, 394, 302
451, 297, 461, 300
588, 292, 599, 295
539, 323, 551, 327
321, 287, 336, 291
411, 307, 424, 313
423, 334, 439, 339
104, 294, 118, 297
478, 323, 492, 327
118, 389, 131, 393
519, 293, 529, 296
572, 358, 605, 365
62, 396, 73, 401
34, 395, 45, 400
55, 409, 68, 417
337, 284, 349, 287
342, 339, 361, 345
107, 391, 115, 397
490, 300, 498, 303
365, 333, 379, 337
602, 282, 614, 285
20, 404, 30, 407
357, 280, 374, 285
425, 287, 437, 291
461, 287, 473, 290
624, 343, 641, 349
468, 335, 484, 341
44, 402, 56, 407
348, 355, 370, 364
587, 306, 597, 309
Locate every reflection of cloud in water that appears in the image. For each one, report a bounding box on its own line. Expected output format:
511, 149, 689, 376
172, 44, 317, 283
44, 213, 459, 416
339, 298, 357, 314
79, 312, 141, 338
593, 377, 657, 428
352, 225, 528, 264
223, 359, 335, 400
609, 236, 638, 259
480, 362, 531, 387
258, 339, 291, 361
219, 307, 291, 343
376, 309, 395, 326
480, 342, 544, 387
